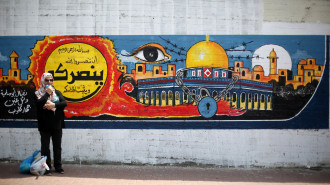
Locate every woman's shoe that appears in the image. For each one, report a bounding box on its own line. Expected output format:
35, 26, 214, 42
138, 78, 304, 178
44, 170, 52, 176
55, 168, 64, 174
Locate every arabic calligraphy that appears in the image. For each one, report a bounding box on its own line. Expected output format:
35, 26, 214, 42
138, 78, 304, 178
64, 85, 91, 95
49, 63, 104, 84
48, 63, 68, 81
1, 88, 31, 115
58, 45, 90, 54
68, 70, 103, 84
45, 42, 108, 103
65, 56, 97, 65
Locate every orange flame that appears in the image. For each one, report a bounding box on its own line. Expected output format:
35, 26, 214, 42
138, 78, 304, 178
29, 36, 245, 118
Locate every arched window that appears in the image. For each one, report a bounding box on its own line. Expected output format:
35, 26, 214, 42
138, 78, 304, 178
242, 71, 246, 76
248, 93, 252, 102
261, 94, 265, 103
281, 71, 284, 75
241, 92, 246, 102
175, 91, 180, 100
161, 91, 166, 100
299, 77, 301, 82
254, 94, 258, 102
192, 89, 196, 100
256, 74, 260, 80
150, 91, 154, 105
318, 66, 321, 71
183, 93, 188, 101
233, 92, 237, 102
156, 69, 159, 74
139, 92, 144, 102
168, 90, 173, 101
138, 66, 143, 72
236, 63, 240, 67
226, 92, 230, 101
13, 71, 18, 77
267, 95, 271, 102
156, 91, 160, 101
145, 91, 149, 100
201, 89, 209, 97
301, 66, 304, 70
308, 72, 311, 76
212, 91, 218, 98
309, 60, 312, 64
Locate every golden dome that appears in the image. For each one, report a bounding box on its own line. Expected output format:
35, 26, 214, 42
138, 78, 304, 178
253, 65, 264, 72
186, 36, 228, 69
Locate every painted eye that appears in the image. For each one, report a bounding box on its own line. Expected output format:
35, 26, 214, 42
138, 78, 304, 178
135, 47, 166, 62
133, 43, 171, 63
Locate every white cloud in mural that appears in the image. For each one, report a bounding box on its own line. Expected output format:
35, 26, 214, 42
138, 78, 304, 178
20, 59, 30, 66
118, 50, 138, 64
291, 50, 312, 61
0, 52, 8, 61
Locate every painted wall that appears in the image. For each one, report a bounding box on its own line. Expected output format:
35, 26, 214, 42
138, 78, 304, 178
0, 0, 330, 167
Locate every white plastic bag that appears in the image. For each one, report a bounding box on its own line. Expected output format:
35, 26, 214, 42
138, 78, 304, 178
30, 156, 49, 176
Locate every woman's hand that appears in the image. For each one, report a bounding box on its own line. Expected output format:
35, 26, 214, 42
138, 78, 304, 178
43, 100, 55, 110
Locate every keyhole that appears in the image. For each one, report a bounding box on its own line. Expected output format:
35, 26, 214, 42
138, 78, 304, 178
206, 103, 210, 111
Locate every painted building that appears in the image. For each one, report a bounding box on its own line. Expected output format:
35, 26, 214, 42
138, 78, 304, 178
233, 49, 323, 89
132, 63, 176, 81
136, 37, 273, 111
0, 51, 32, 84
119, 63, 176, 81
137, 68, 273, 110
288, 58, 323, 89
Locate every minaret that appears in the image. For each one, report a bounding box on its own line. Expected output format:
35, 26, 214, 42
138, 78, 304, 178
8, 51, 21, 81
267, 48, 278, 75
10, 51, 19, 69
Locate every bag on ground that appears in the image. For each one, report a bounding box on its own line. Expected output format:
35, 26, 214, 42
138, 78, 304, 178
19, 150, 40, 174
30, 156, 49, 176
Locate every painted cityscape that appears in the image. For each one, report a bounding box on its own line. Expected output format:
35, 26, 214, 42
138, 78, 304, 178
0, 35, 328, 129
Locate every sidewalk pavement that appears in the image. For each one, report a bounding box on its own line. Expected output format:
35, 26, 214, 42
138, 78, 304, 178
0, 161, 330, 185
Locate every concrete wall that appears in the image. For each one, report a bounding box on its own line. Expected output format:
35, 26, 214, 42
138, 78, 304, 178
0, 0, 330, 167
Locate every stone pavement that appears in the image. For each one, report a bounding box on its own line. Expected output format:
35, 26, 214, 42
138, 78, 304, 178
0, 161, 330, 185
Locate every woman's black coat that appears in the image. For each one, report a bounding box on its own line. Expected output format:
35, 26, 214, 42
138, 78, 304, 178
36, 90, 67, 132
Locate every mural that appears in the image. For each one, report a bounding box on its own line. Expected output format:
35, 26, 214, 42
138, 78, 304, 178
0, 35, 328, 129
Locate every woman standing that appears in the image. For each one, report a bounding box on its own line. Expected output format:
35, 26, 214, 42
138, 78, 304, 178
35, 73, 67, 175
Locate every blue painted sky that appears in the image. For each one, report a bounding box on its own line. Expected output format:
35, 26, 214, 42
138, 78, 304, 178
111, 35, 326, 76
0, 35, 326, 80
0, 36, 44, 80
